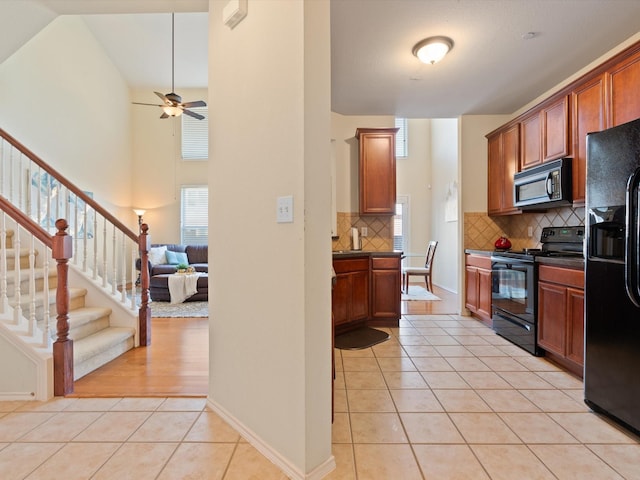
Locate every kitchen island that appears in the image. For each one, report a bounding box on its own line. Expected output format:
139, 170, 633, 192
332, 250, 402, 334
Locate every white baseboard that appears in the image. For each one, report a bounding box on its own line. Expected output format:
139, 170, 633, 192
206, 398, 336, 480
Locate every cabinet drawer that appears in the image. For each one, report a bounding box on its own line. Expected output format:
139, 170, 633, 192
371, 257, 400, 269
333, 258, 369, 274
539, 265, 584, 288
465, 254, 491, 269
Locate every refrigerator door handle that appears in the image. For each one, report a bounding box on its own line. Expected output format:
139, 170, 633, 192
625, 167, 640, 307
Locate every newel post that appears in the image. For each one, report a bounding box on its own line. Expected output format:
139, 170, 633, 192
52, 219, 74, 396
139, 223, 151, 346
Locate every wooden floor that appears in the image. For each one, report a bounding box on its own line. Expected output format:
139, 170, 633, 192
71, 284, 460, 398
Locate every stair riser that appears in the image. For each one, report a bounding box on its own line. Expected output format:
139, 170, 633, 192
74, 335, 135, 380
68, 317, 111, 341
5, 276, 57, 297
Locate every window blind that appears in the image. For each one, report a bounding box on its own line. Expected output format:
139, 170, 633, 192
181, 107, 208, 160
395, 117, 408, 158
181, 186, 208, 245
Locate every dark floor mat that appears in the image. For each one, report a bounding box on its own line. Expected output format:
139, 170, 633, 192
335, 326, 390, 350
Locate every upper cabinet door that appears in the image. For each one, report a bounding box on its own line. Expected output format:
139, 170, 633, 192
356, 128, 398, 215
572, 74, 607, 205
608, 49, 640, 127
542, 95, 570, 162
520, 112, 541, 170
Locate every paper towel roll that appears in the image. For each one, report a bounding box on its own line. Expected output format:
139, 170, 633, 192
351, 227, 361, 250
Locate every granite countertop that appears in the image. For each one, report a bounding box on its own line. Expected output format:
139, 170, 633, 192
465, 249, 492, 256
332, 250, 403, 258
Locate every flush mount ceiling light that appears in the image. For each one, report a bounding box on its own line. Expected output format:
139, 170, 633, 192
412, 36, 454, 65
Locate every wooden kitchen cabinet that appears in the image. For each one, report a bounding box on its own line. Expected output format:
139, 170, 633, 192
571, 74, 607, 205
608, 48, 640, 127
465, 254, 492, 325
542, 95, 570, 162
355, 128, 398, 215
520, 95, 570, 170
487, 124, 519, 215
332, 257, 369, 332
520, 111, 541, 170
537, 264, 584, 377
370, 255, 401, 324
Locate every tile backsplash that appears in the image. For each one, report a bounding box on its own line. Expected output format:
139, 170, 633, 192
464, 206, 585, 251
332, 212, 393, 251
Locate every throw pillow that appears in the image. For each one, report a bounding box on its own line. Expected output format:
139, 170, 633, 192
148, 246, 168, 266
165, 250, 189, 265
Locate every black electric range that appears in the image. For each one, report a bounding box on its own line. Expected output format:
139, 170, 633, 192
490, 226, 584, 355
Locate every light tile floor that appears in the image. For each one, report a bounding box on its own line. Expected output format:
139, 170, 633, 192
327, 314, 640, 480
0, 314, 639, 479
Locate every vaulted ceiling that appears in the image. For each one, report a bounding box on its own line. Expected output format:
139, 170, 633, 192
3, 0, 640, 118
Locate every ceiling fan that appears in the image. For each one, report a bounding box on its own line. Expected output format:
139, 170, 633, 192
133, 13, 206, 120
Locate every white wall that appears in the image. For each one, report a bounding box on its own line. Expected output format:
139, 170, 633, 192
0, 16, 134, 225
396, 119, 432, 262
430, 119, 459, 292
208, 0, 333, 478
131, 87, 208, 243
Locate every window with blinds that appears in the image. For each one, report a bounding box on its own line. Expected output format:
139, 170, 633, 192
181, 186, 208, 245
393, 198, 408, 252
181, 107, 208, 160
395, 117, 408, 158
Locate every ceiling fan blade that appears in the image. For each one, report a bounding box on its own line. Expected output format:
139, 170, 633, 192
160, 112, 170, 119
182, 100, 207, 109
183, 109, 205, 120
154, 91, 171, 105
132, 102, 163, 107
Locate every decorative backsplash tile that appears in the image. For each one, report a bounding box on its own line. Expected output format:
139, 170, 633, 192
332, 212, 393, 251
464, 206, 585, 251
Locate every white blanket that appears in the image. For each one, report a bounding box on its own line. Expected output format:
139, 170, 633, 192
168, 273, 201, 304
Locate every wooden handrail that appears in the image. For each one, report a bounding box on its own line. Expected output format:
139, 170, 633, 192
0, 128, 139, 242
0, 195, 52, 247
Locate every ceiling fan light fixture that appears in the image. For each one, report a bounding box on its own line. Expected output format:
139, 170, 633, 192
162, 105, 183, 117
412, 36, 454, 65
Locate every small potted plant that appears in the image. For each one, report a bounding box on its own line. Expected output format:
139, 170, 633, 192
176, 263, 189, 274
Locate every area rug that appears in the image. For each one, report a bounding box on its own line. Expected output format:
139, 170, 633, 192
335, 326, 389, 350
149, 300, 209, 318
402, 285, 441, 301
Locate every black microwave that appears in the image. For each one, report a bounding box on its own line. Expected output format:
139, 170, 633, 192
514, 158, 572, 209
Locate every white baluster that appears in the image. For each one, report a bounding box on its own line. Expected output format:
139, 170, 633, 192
73, 194, 79, 265
28, 235, 36, 336
18, 153, 23, 212
111, 225, 117, 295
41, 253, 51, 348
131, 243, 137, 309
92, 210, 98, 280
9, 145, 14, 205
0, 212, 7, 314
102, 217, 108, 288
12, 227, 22, 326
121, 233, 126, 303
82, 200, 88, 272
36, 167, 42, 228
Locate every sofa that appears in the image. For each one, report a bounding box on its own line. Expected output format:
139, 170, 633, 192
139, 244, 208, 302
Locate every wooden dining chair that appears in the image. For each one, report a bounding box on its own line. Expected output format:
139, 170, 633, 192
402, 241, 438, 292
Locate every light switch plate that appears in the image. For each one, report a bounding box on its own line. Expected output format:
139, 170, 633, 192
277, 195, 294, 223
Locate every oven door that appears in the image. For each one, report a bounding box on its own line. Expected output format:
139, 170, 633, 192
491, 256, 535, 324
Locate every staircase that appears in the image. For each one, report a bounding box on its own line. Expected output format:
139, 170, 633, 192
4, 226, 135, 381
0, 127, 151, 400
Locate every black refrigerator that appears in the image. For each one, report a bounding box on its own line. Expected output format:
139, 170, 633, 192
585, 117, 640, 436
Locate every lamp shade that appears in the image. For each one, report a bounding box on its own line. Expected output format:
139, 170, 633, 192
133, 209, 146, 216
412, 36, 453, 65
162, 105, 183, 117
